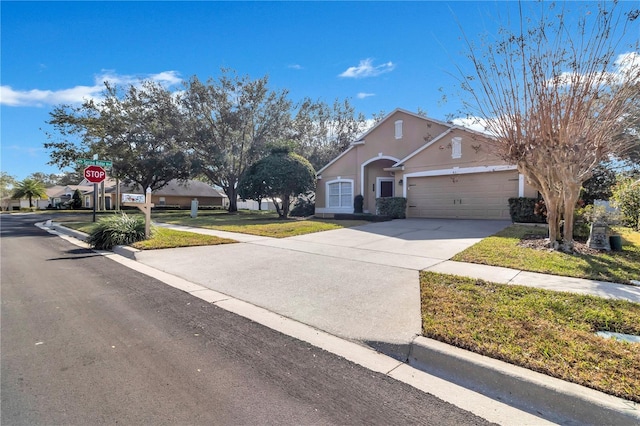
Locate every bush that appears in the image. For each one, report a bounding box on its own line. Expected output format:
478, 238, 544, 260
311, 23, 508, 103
87, 213, 148, 250
290, 196, 315, 217
611, 177, 640, 230
376, 197, 406, 219
354, 194, 364, 214
508, 198, 547, 223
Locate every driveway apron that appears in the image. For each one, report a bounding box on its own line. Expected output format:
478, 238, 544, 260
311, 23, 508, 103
134, 219, 510, 355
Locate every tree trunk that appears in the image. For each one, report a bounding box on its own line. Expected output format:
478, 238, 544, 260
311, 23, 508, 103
225, 176, 239, 213
560, 182, 581, 253
539, 187, 561, 249
281, 194, 290, 218
273, 197, 283, 218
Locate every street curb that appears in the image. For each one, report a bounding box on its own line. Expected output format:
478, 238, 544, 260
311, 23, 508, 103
46, 222, 140, 260
409, 337, 639, 425
113, 245, 140, 260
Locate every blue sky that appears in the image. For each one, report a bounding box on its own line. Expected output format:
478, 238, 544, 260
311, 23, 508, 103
1, 1, 638, 181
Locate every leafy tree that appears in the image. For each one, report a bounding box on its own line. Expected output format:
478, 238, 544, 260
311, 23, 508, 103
182, 70, 292, 212
0, 172, 17, 210
290, 98, 369, 171
238, 144, 316, 218
611, 176, 640, 230
458, 1, 640, 251
27, 172, 60, 187
71, 189, 83, 209
237, 161, 269, 211
45, 80, 196, 192
55, 171, 85, 186
12, 178, 47, 208
580, 163, 618, 205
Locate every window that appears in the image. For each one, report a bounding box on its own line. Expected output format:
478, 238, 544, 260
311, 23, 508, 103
84, 196, 91, 208
394, 120, 403, 139
159, 196, 166, 206
451, 137, 462, 159
327, 180, 353, 208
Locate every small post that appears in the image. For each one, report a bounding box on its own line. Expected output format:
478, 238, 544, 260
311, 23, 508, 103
92, 183, 97, 222
144, 187, 152, 239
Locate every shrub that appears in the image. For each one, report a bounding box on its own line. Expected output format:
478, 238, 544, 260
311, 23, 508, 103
508, 197, 547, 223
290, 196, 315, 217
354, 194, 364, 214
376, 197, 406, 219
611, 177, 640, 230
87, 213, 148, 250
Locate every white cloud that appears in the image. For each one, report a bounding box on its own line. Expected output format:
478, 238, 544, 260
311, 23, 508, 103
288, 64, 303, 70
0, 70, 182, 107
357, 92, 375, 99
451, 116, 497, 135
339, 58, 395, 78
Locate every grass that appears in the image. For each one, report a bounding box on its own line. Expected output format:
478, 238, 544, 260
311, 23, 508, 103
61, 221, 237, 250
420, 271, 640, 402
56, 209, 368, 247
151, 210, 369, 238
452, 225, 640, 284
131, 227, 236, 250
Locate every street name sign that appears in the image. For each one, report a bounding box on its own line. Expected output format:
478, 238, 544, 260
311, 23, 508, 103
77, 158, 113, 168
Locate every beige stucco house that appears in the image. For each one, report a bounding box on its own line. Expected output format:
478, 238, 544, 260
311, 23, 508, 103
315, 109, 537, 219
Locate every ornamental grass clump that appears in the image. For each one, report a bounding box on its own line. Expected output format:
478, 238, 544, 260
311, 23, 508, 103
87, 213, 148, 250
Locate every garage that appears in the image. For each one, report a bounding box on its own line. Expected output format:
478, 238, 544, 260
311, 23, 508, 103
406, 171, 518, 219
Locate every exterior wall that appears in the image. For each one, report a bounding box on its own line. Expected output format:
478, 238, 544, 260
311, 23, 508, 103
315, 148, 358, 213
401, 128, 502, 174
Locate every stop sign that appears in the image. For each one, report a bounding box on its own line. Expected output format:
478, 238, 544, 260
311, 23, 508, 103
84, 165, 106, 183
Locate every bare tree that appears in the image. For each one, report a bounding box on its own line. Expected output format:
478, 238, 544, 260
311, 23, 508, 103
458, 1, 640, 251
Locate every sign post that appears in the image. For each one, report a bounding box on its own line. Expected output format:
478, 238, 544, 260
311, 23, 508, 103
84, 165, 106, 222
122, 188, 154, 239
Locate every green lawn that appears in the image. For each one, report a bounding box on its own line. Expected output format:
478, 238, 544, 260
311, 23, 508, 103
151, 210, 369, 238
56, 209, 369, 246
420, 272, 640, 403
452, 225, 640, 284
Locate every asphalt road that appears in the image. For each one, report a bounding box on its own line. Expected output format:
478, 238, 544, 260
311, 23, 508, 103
1, 214, 493, 426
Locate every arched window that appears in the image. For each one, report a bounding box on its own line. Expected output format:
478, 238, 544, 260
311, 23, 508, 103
326, 179, 353, 209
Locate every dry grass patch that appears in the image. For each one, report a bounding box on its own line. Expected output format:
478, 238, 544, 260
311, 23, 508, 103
420, 271, 640, 402
452, 225, 640, 284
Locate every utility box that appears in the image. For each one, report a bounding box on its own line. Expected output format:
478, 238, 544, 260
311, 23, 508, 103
191, 198, 199, 218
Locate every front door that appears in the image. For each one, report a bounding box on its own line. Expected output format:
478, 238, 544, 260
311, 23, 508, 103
378, 178, 394, 198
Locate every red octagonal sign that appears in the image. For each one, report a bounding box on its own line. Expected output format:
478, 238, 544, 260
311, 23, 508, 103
84, 165, 106, 183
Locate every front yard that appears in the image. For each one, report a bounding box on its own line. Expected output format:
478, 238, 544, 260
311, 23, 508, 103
452, 225, 640, 285
421, 272, 640, 402
151, 210, 369, 238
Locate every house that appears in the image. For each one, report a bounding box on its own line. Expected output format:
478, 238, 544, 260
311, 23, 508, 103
315, 109, 537, 219
70, 178, 228, 210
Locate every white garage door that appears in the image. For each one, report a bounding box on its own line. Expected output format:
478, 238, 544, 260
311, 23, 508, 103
406, 171, 518, 219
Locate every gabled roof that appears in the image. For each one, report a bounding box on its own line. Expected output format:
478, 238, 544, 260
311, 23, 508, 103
353, 108, 455, 144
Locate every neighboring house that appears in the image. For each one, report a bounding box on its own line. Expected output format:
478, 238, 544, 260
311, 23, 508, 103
51, 178, 228, 210
118, 179, 228, 209
315, 108, 537, 220
46, 184, 93, 208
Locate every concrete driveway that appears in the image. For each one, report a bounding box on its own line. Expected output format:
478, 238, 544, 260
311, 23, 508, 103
135, 219, 510, 357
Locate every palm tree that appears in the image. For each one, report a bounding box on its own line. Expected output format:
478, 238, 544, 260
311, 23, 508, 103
12, 179, 48, 208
